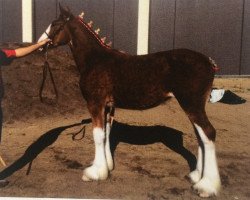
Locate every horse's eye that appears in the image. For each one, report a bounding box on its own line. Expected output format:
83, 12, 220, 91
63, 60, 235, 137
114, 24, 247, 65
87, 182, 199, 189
52, 20, 62, 26
51, 21, 56, 26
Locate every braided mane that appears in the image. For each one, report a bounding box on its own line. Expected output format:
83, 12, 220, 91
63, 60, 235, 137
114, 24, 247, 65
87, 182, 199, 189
77, 16, 112, 50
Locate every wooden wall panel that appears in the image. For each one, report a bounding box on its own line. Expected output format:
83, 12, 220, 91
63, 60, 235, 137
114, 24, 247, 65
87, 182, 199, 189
2, 0, 22, 43
114, 0, 138, 54
0, 0, 3, 42
241, 0, 250, 75
174, 0, 244, 75
149, 0, 176, 53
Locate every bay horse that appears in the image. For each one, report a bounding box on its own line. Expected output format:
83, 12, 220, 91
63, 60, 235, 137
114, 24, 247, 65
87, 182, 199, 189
42, 5, 221, 197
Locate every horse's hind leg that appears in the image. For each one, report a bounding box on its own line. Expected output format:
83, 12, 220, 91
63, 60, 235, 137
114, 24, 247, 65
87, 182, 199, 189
176, 94, 221, 197
189, 111, 221, 197
188, 140, 203, 184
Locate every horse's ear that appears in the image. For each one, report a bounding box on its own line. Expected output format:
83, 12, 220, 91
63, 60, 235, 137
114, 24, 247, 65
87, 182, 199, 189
59, 3, 71, 17
59, 3, 64, 13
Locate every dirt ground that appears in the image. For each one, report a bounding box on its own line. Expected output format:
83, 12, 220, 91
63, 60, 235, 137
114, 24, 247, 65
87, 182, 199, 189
0, 44, 249, 199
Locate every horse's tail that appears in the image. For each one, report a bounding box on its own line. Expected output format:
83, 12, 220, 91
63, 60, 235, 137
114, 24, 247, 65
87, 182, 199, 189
209, 57, 220, 72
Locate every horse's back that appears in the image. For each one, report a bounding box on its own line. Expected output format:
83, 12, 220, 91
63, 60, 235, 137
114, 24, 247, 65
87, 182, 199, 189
111, 52, 171, 109
110, 49, 214, 109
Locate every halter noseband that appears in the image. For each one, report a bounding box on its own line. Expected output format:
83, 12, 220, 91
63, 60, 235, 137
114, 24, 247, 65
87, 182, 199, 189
48, 17, 70, 40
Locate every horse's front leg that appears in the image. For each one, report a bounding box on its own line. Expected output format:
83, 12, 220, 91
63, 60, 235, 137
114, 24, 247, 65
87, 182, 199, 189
105, 103, 115, 171
82, 104, 109, 181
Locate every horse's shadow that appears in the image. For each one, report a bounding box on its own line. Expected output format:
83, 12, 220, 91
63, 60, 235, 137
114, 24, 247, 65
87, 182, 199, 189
110, 121, 196, 171
0, 121, 85, 180
0, 119, 196, 181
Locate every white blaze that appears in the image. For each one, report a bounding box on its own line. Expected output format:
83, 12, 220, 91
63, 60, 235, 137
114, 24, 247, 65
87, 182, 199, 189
38, 24, 51, 43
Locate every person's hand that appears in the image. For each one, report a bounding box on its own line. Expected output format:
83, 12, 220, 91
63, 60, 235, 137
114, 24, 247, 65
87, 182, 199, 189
38, 38, 51, 47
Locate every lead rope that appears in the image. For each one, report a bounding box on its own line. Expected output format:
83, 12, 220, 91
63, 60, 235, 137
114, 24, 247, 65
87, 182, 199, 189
66, 118, 92, 141
39, 44, 58, 103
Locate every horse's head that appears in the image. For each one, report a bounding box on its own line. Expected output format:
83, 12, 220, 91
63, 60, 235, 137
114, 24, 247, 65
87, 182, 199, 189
38, 4, 74, 47
50, 5, 75, 46
38, 4, 113, 51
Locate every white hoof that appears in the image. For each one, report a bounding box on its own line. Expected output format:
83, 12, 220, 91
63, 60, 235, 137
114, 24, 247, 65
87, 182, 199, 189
193, 177, 221, 198
189, 169, 201, 184
82, 164, 109, 182
106, 156, 114, 171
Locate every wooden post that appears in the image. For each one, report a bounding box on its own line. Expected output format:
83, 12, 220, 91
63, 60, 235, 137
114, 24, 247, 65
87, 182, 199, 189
22, 0, 33, 42
137, 0, 150, 55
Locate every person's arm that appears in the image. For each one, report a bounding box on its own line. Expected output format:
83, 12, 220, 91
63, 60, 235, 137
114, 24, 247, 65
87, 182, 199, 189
15, 38, 51, 57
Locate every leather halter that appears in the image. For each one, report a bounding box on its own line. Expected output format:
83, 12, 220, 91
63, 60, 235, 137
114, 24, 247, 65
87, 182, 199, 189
48, 17, 70, 40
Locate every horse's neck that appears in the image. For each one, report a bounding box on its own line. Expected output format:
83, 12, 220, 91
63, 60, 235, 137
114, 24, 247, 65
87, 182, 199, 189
68, 20, 107, 70
67, 19, 128, 72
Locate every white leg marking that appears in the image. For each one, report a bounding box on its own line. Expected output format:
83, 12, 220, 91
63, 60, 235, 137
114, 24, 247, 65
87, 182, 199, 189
82, 127, 108, 181
189, 146, 202, 184
193, 124, 221, 197
105, 122, 114, 171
